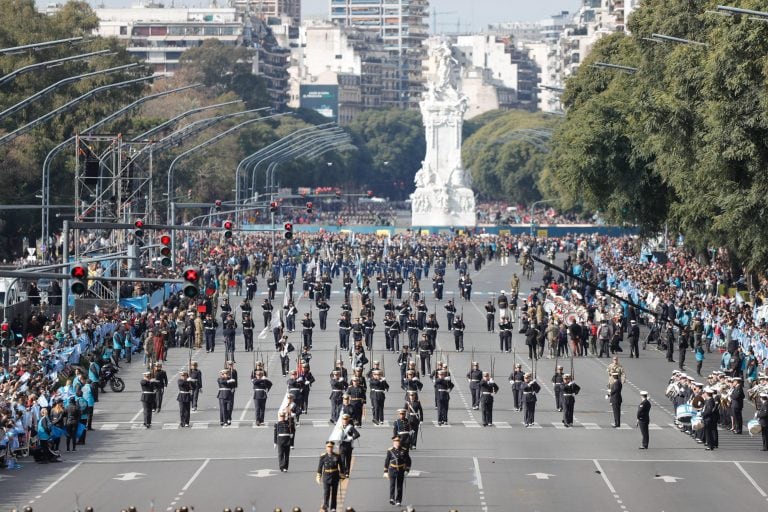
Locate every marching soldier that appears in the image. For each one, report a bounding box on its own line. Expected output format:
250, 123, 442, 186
418, 333, 433, 377
262, 299, 274, 328
397, 346, 411, 380
637, 390, 651, 449
189, 361, 202, 412
433, 273, 444, 300
337, 414, 361, 478
351, 316, 364, 347
329, 370, 347, 424
267, 273, 278, 300
301, 364, 316, 414
316, 441, 343, 512
302, 313, 316, 349
406, 314, 419, 351
397, 299, 410, 332
561, 374, 581, 428
338, 314, 352, 351
240, 297, 252, 321
347, 377, 366, 426
452, 314, 465, 351
223, 314, 238, 363
444, 299, 456, 330
757, 392, 768, 451
467, 362, 483, 410
479, 372, 499, 426
153, 362, 168, 413
318, 297, 331, 330
509, 364, 525, 412
204, 314, 217, 353
363, 315, 376, 351
140, 371, 157, 428
551, 365, 565, 412
425, 313, 439, 345
607, 357, 627, 385
274, 411, 293, 471
343, 272, 353, 301
217, 369, 236, 426
485, 300, 496, 332
730, 377, 745, 434
278, 336, 294, 375
384, 436, 411, 507
522, 373, 541, 427
177, 370, 192, 427
628, 319, 640, 358
416, 299, 428, 330
499, 315, 513, 353
434, 369, 454, 425
252, 370, 272, 426
701, 387, 718, 450
220, 297, 232, 326
242, 312, 255, 352
402, 369, 423, 400
609, 371, 623, 428
404, 391, 424, 448
369, 369, 389, 424
286, 370, 305, 422
392, 409, 413, 450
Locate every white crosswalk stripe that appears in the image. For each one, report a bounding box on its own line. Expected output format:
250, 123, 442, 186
552, 422, 567, 429
494, 421, 512, 429
99, 423, 118, 430
581, 422, 601, 430
162, 423, 179, 430
463, 420, 481, 428
191, 422, 208, 429
649, 423, 662, 430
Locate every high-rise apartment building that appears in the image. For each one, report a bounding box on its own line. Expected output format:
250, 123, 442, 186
329, 0, 429, 109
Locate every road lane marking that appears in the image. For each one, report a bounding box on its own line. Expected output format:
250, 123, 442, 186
592, 459, 616, 493
42, 461, 82, 494
182, 458, 210, 491
734, 461, 768, 500
473, 456, 483, 490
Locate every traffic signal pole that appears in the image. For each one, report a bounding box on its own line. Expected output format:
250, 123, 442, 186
62, 220, 69, 333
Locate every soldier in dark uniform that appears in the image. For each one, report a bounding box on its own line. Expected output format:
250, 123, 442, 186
343, 272, 353, 300
730, 377, 745, 434
318, 298, 330, 330
262, 299, 274, 328
467, 362, 483, 409
405, 314, 419, 351
347, 377, 366, 426
397, 300, 410, 332
418, 333, 433, 377
499, 315, 513, 353
416, 300, 428, 330
386, 312, 401, 352
302, 313, 316, 349
701, 387, 719, 450
177, 370, 192, 427
395, 274, 405, 299
384, 435, 411, 507
351, 316, 363, 348
242, 312, 254, 352
561, 374, 581, 427
220, 297, 232, 327
153, 362, 168, 412
240, 298, 252, 321
223, 314, 237, 363
404, 391, 423, 448
189, 361, 202, 412
609, 371, 623, 427
329, 370, 347, 424
286, 370, 305, 421
445, 299, 456, 330
485, 300, 496, 332
316, 441, 343, 512
551, 365, 565, 412
479, 372, 499, 426
140, 371, 157, 428
509, 364, 525, 412
628, 319, 640, 358
434, 369, 455, 425
245, 274, 257, 300
452, 314, 465, 351
397, 346, 411, 380
217, 369, 236, 426
267, 273, 277, 301
301, 364, 316, 414
251, 370, 272, 426
433, 273, 444, 300
337, 413, 360, 478
392, 409, 413, 450
757, 393, 768, 451
425, 313, 439, 345
637, 390, 651, 449
369, 369, 389, 425
204, 314, 217, 353
363, 315, 376, 351
338, 313, 352, 351
522, 373, 541, 427
274, 411, 293, 471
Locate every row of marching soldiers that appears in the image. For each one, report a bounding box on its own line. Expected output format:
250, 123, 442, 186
668, 369, 768, 451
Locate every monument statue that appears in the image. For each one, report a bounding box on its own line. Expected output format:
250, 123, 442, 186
412, 40, 476, 227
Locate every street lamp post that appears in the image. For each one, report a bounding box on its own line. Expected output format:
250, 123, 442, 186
529, 199, 556, 236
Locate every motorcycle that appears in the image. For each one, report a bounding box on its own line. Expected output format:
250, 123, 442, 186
100, 362, 125, 393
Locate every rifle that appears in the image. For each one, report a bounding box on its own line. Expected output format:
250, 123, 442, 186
333, 345, 338, 371
570, 353, 575, 380
470, 347, 475, 373
491, 356, 496, 380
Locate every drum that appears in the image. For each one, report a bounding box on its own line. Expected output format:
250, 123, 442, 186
675, 404, 694, 421
748, 419, 762, 436
543, 301, 556, 315
691, 415, 704, 431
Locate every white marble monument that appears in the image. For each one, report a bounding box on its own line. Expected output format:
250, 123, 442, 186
411, 41, 476, 227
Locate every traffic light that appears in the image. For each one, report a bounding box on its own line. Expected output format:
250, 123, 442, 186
214, 199, 222, 212
284, 222, 293, 240
159, 234, 172, 267
182, 266, 200, 298
269, 201, 277, 213
70, 263, 88, 295
306, 202, 313, 214
133, 219, 145, 240
223, 220, 233, 239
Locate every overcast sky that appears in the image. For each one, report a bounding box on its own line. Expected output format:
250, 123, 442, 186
302, 0, 580, 31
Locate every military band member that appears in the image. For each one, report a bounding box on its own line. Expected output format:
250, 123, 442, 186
140, 371, 157, 428
316, 441, 343, 512
217, 369, 236, 426
384, 436, 412, 507
252, 370, 272, 426
509, 364, 525, 412
522, 373, 541, 427
369, 369, 389, 425
434, 369, 454, 425
274, 411, 293, 471
637, 390, 651, 449
338, 414, 361, 477
479, 372, 499, 426
562, 374, 581, 427
188, 361, 202, 412
609, 371, 623, 428
552, 365, 565, 412
467, 362, 483, 410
